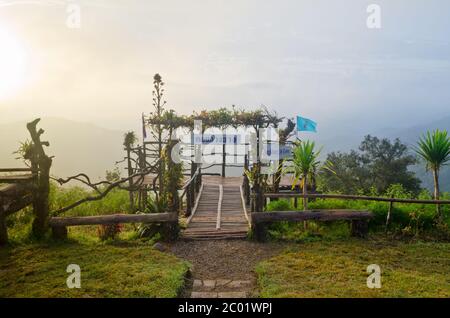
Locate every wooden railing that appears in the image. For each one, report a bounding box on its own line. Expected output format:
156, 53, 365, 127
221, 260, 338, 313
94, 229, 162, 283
262, 192, 450, 230
0, 168, 37, 244
263, 192, 450, 204
0, 168, 37, 183
180, 167, 202, 216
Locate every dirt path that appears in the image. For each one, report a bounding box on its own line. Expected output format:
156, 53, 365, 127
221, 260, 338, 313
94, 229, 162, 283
169, 240, 287, 297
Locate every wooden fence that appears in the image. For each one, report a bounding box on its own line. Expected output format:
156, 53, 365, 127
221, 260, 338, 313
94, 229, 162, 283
0, 168, 36, 244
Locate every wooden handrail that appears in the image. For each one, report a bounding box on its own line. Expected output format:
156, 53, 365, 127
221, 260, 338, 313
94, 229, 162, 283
181, 167, 201, 192
0, 168, 35, 173
179, 167, 201, 215
263, 192, 450, 205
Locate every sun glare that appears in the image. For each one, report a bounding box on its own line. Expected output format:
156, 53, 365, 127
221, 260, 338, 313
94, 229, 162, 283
0, 28, 27, 99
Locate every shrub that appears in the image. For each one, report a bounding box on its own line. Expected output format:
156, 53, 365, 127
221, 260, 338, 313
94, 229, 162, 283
266, 199, 293, 211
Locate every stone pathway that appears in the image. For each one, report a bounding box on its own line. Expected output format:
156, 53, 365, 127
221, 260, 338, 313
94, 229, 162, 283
169, 240, 287, 298
190, 279, 252, 298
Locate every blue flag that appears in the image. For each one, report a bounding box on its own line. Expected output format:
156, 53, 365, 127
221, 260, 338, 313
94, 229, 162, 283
296, 116, 317, 132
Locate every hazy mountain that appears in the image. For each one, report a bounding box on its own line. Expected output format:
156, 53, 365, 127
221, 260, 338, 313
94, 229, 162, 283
0, 118, 126, 181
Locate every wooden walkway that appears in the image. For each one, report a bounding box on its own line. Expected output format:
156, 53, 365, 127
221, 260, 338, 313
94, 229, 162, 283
182, 176, 249, 240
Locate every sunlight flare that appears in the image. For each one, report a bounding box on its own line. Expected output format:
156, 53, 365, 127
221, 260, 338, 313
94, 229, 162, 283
0, 28, 28, 99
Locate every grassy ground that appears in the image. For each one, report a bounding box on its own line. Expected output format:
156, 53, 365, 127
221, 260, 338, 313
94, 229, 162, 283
256, 238, 450, 298
0, 240, 191, 298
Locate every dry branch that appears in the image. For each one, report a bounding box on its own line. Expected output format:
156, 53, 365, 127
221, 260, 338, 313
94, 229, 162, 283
51, 167, 157, 216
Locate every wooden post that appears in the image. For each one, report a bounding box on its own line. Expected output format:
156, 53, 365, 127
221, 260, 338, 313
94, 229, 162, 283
190, 182, 195, 210
160, 213, 179, 242
51, 226, 68, 240
139, 148, 148, 208
243, 154, 250, 205
27, 119, 52, 239
195, 168, 201, 193
126, 145, 135, 212
256, 187, 264, 212
251, 221, 268, 242
0, 203, 7, 245
385, 199, 394, 232
190, 161, 196, 210
186, 185, 192, 217
351, 219, 369, 238
222, 132, 226, 177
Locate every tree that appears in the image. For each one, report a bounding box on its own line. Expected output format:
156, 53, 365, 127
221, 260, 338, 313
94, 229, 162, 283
320, 150, 370, 194
321, 135, 421, 195
414, 129, 450, 221
359, 135, 420, 193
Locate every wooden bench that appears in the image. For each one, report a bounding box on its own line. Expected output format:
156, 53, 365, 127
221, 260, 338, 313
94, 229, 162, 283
49, 212, 179, 241
250, 210, 373, 241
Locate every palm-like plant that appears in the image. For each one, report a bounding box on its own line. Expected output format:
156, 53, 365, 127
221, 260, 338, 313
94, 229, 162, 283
123, 131, 137, 149
414, 129, 450, 221
287, 140, 322, 210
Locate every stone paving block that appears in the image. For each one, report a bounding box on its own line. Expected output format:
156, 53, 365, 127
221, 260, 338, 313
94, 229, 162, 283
191, 291, 218, 298
193, 280, 203, 288
217, 291, 247, 298
228, 280, 251, 288
215, 279, 232, 286
203, 280, 216, 289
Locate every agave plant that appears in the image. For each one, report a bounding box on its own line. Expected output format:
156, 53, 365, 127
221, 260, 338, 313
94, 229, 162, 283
414, 129, 450, 221
286, 140, 331, 210
13, 139, 34, 166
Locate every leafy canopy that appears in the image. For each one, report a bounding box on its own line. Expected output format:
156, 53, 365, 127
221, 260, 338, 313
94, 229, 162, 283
414, 129, 450, 172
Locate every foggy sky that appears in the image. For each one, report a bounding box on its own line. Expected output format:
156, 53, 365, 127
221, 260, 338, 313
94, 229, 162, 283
1, 0, 449, 136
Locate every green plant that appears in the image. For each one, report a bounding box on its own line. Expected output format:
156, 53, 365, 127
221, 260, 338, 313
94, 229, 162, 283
266, 199, 293, 211
286, 140, 330, 210
414, 129, 450, 221
13, 139, 34, 165
123, 131, 137, 148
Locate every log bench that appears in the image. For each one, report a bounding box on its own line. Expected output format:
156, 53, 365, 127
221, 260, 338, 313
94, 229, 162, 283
49, 212, 179, 241
250, 210, 373, 241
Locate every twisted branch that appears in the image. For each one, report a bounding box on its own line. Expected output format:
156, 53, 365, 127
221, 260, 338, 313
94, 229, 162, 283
51, 168, 153, 216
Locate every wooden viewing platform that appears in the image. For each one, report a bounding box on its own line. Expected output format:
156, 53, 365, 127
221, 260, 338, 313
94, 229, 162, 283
183, 176, 250, 240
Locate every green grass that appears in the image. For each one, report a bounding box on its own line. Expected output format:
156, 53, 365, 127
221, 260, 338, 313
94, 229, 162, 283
0, 241, 190, 298
265, 197, 450, 239
256, 239, 450, 298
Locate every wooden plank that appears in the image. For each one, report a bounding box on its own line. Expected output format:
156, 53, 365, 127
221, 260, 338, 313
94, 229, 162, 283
0, 183, 32, 198
216, 185, 223, 230
186, 183, 204, 225
4, 194, 33, 216
49, 212, 177, 227
0, 174, 35, 183
0, 168, 34, 173
251, 210, 373, 223
264, 193, 450, 205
